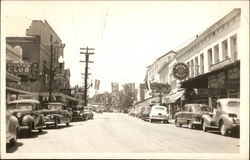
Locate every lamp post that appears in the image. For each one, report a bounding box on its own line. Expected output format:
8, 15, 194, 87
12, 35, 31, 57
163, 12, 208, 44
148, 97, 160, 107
49, 42, 65, 102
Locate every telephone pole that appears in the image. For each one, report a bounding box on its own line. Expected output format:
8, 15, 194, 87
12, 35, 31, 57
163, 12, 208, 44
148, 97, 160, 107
80, 47, 94, 109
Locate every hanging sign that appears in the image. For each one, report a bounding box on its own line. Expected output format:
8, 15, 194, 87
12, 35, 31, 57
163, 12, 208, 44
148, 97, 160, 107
172, 63, 189, 80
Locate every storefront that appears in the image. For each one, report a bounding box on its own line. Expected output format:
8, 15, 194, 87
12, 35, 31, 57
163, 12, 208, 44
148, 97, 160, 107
180, 60, 240, 107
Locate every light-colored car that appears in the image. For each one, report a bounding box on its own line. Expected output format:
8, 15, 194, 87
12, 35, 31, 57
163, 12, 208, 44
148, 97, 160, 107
84, 106, 94, 120
7, 99, 44, 137
201, 98, 240, 136
149, 105, 169, 123
174, 104, 212, 129
6, 109, 19, 146
43, 102, 72, 128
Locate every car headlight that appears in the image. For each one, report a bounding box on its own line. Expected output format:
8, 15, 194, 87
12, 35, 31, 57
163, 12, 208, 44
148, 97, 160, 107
50, 115, 54, 118
16, 112, 22, 118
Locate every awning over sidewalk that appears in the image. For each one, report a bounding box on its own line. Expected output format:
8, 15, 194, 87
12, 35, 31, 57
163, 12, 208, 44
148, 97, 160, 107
166, 89, 185, 103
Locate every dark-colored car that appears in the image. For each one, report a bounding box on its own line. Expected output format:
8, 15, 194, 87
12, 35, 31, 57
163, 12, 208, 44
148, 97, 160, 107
174, 104, 212, 129
141, 106, 152, 121
7, 99, 45, 137
202, 98, 240, 136
43, 102, 72, 128
72, 105, 86, 121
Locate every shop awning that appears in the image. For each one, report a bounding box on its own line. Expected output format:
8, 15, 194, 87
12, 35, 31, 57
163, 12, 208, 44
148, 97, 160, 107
6, 73, 21, 82
166, 89, 185, 103
180, 60, 240, 88
6, 87, 32, 95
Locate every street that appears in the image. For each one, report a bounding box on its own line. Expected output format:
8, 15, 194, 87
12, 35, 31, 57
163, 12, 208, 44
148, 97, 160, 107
7, 112, 240, 153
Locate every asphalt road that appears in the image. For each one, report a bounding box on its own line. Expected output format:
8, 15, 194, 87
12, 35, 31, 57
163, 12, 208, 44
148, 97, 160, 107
7, 112, 240, 153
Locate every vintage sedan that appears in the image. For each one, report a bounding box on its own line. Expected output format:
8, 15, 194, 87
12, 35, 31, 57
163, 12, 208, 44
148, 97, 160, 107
84, 106, 94, 120
43, 102, 72, 128
201, 98, 240, 136
6, 109, 19, 146
149, 105, 169, 123
72, 105, 86, 121
174, 104, 212, 129
141, 106, 152, 121
7, 99, 44, 137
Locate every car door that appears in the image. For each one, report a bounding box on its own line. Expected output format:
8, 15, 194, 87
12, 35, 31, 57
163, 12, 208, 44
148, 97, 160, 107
186, 106, 194, 123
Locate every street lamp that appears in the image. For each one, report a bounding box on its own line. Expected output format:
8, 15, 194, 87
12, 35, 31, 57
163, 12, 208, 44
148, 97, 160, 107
49, 42, 65, 102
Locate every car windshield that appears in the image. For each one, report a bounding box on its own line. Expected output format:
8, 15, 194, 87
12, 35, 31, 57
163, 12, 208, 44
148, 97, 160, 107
227, 101, 240, 107
48, 104, 62, 110
201, 106, 211, 112
193, 105, 210, 112
8, 103, 33, 110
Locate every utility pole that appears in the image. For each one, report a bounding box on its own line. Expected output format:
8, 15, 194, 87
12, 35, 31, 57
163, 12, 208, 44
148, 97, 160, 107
80, 47, 94, 110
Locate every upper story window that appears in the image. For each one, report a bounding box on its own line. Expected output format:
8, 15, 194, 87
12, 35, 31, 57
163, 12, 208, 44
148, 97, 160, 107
207, 48, 213, 71
222, 39, 228, 60
200, 53, 204, 74
191, 59, 194, 78
195, 57, 199, 76
214, 45, 219, 63
230, 35, 238, 61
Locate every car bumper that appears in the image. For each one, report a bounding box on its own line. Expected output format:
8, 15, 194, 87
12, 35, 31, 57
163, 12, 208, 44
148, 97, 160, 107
150, 116, 169, 120
19, 125, 30, 130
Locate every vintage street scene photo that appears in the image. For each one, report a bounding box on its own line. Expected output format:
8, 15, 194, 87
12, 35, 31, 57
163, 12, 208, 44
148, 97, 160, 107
1, 1, 249, 159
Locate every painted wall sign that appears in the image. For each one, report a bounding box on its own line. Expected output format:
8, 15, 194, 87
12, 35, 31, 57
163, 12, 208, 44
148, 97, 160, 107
172, 63, 189, 80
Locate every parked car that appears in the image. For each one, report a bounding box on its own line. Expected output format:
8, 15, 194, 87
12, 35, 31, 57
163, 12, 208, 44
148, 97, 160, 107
43, 102, 72, 128
201, 98, 240, 136
95, 107, 103, 113
84, 106, 94, 120
149, 105, 169, 123
141, 106, 152, 121
7, 99, 44, 137
174, 104, 212, 129
72, 105, 86, 121
6, 109, 19, 146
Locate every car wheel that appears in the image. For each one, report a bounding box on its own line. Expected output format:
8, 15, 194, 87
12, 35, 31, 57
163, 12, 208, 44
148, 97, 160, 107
54, 119, 58, 128
202, 121, 207, 132
174, 119, 182, 127
39, 121, 44, 133
188, 121, 193, 129
10, 128, 18, 146
66, 117, 70, 127
26, 123, 32, 137
220, 121, 229, 136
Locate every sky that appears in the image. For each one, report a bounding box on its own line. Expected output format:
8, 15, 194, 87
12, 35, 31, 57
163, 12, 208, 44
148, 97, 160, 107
2, 1, 249, 94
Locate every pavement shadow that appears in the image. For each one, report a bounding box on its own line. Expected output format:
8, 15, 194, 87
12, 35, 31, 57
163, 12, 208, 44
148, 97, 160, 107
18, 130, 48, 139
44, 124, 73, 130
6, 142, 23, 153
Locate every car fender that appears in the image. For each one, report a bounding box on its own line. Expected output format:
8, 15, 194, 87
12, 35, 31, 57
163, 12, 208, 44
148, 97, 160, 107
219, 114, 234, 129
201, 114, 214, 126
22, 115, 34, 126
53, 114, 63, 119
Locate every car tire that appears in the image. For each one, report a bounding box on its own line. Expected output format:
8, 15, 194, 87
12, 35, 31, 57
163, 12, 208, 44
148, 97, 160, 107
188, 121, 193, 129
66, 117, 70, 127
174, 119, 182, 127
220, 121, 229, 136
27, 123, 33, 137
202, 121, 208, 132
10, 128, 18, 146
39, 121, 44, 133
54, 119, 58, 128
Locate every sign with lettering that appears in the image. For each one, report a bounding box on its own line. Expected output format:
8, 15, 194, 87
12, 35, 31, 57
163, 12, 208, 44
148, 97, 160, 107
172, 63, 189, 80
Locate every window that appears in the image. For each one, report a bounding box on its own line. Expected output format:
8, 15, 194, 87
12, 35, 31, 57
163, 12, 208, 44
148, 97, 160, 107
214, 45, 219, 63
183, 106, 189, 112
195, 57, 199, 76
187, 62, 190, 78
191, 59, 194, 78
230, 35, 238, 61
222, 39, 228, 60
208, 48, 213, 71
200, 54, 204, 74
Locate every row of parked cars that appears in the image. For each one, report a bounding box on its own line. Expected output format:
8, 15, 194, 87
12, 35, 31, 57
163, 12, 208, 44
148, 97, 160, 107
129, 98, 240, 137
6, 99, 94, 146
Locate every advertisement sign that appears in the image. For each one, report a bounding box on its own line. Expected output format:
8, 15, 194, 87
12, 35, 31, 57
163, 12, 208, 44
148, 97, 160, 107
172, 63, 189, 80
7, 62, 39, 80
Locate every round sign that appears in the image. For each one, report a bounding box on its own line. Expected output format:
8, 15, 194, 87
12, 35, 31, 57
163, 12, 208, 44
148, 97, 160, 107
172, 62, 189, 80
